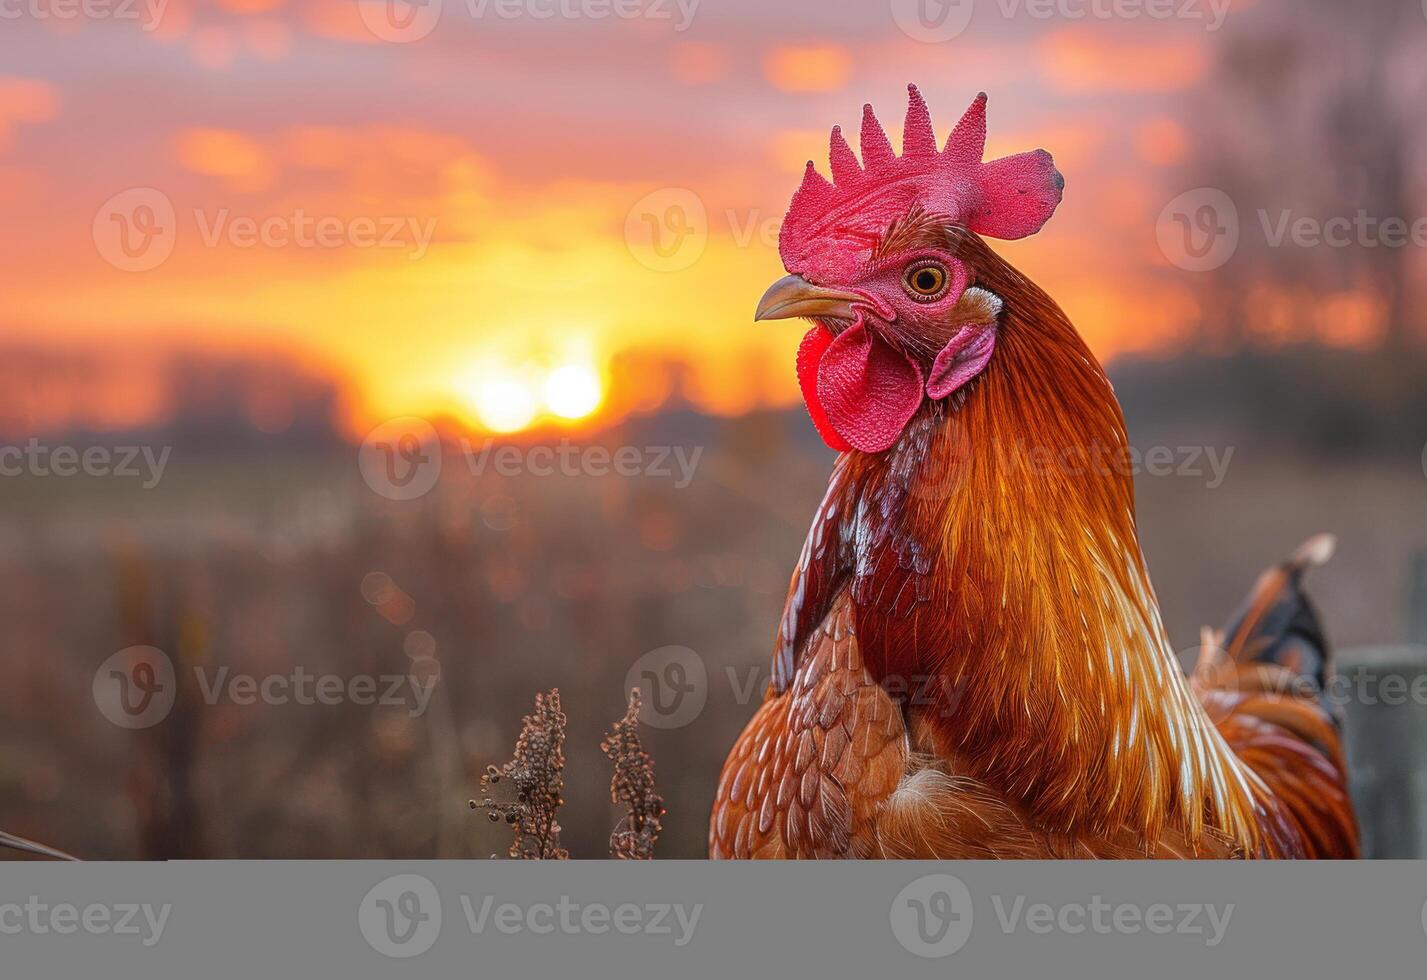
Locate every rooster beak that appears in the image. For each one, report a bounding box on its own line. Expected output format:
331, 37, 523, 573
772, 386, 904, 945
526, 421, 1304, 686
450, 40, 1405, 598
755, 274, 861, 322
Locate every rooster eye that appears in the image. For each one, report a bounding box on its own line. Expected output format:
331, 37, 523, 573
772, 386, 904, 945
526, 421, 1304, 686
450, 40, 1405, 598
903, 262, 949, 300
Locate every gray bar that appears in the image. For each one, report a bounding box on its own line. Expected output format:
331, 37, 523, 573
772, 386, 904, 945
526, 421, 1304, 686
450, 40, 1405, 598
0, 861, 1423, 978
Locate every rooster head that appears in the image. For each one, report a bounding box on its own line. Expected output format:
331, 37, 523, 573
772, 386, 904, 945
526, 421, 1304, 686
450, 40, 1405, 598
756, 85, 1064, 453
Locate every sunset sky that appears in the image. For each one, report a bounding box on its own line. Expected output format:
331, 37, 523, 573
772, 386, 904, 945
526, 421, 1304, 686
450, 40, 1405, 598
0, 0, 1296, 434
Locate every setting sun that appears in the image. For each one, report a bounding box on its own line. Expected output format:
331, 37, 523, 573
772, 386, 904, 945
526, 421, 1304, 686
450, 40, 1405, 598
543, 365, 602, 421
472, 376, 538, 433
456, 360, 604, 433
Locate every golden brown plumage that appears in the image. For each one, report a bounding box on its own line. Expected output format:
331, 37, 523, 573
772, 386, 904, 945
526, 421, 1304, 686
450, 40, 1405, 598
711, 231, 1359, 860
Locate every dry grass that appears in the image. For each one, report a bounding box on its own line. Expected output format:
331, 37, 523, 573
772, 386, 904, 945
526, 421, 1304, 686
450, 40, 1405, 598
472, 687, 665, 859
471, 689, 569, 860
602, 689, 665, 860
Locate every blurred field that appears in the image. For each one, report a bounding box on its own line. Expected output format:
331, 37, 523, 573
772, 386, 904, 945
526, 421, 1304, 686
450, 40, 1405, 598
1, 388, 1424, 859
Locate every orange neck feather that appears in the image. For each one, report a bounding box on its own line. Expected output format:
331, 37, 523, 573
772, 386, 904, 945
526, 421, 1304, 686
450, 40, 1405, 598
859, 251, 1264, 852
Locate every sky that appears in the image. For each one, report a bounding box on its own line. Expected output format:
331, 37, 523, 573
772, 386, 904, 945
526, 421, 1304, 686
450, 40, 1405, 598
0, 0, 1286, 434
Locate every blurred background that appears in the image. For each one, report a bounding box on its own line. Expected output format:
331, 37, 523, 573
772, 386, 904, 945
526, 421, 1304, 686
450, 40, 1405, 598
2, 0, 1427, 859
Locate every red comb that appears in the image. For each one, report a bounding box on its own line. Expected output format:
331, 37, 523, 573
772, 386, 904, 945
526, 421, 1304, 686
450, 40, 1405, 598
778, 86, 1064, 281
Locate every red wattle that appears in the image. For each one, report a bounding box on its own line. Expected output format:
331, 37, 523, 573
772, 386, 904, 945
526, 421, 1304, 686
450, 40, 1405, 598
816, 322, 925, 454
796, 325, 851, 452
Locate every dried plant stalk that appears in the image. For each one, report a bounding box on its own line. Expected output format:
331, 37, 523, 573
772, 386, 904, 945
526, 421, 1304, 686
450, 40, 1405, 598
601, 689, 665, 859
470, 689, 568, 859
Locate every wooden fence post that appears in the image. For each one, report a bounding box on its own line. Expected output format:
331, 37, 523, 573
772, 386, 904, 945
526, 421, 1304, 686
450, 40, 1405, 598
1338, 645, 1427, 858
1407, 551, 1427, 646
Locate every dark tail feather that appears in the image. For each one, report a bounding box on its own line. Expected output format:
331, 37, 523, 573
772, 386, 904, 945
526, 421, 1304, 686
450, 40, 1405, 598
1216, 533, 1336, 708
0, 829, 79, 862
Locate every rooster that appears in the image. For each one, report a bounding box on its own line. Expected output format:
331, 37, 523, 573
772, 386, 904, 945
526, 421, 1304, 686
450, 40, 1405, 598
710, 86, 1359, 859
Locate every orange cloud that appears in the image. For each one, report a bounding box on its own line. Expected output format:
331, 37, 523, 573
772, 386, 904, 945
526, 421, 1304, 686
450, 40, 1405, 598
1135, 116, 1189, 167
769, 129, 827, 174
244, 18, 294, 60
0, 77, 61, 154
1039, 29, 1208, 93
216, 0, 286, 12
176, 128, 275, 192
302, 0, 383, 44
191, 25, 238, 70
283, 126, 349, 169
0, 164, 42, 208
986, 121, 1103, 177
669, 42, 729, 86
763, 44, 852, 94
145, 0, 193, 41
